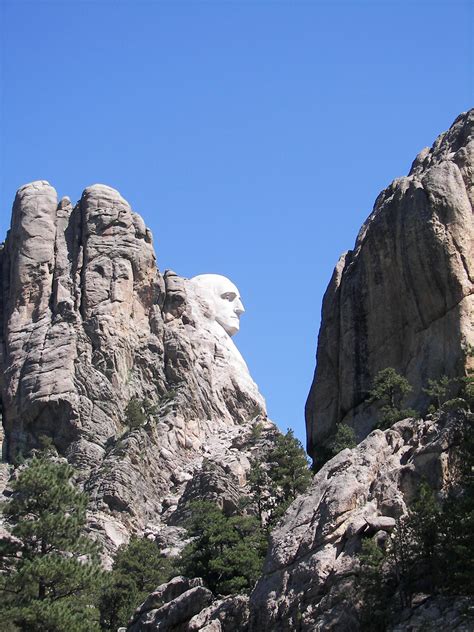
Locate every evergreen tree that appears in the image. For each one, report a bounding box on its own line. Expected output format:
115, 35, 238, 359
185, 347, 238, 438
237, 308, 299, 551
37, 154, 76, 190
388, 483, 441, 604
357, 538, 394, 631
179, 501, 267, 595
312, 424, 357, 471
99, 536, 174, 631
0, 454, 104, 632
328, 423, 357, 456
247, 460, 272, 527
369, 368, 414, 429
266, 429, 312, 524
437, 412, 474, 594
423, 375, 453, 411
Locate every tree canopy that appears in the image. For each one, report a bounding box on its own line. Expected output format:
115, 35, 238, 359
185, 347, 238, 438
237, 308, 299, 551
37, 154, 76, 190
99, 536, 174, 631
369, 368, 416, 428
0, 454, 104, 632
179, 501, 267, 595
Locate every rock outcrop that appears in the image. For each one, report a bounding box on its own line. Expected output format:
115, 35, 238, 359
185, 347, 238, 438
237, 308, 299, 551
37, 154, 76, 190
127, 577, 214, 632
245, 110, 474, 631
128, 577, 249, 632
249, 410, 469, 631
306, 109, 474, 459
0, 181, 275, 555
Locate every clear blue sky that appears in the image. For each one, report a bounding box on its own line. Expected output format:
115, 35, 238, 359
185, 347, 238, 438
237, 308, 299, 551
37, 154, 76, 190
0, 0, 472, 445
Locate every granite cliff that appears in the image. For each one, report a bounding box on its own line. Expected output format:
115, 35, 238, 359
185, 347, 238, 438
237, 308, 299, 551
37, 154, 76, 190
250, 109, 474, 631
127, 110, 474, 631
306, 109, 473, 460
0, 182, 277, 556
1, 109, 472, 632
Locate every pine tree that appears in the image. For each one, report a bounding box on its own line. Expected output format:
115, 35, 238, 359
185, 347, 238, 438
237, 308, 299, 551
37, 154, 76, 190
0, 454, 104, 632
328, 423, 357, 456
99, 536, 174, 631
357, 538, 394, 631
388, 483, 441, 604
423, 375, 452, 411
437, 412, 474, 594
265, 429, 312, 525
368, 368, 415, 429
179, 501, 267, 595
247, 460, 272, 527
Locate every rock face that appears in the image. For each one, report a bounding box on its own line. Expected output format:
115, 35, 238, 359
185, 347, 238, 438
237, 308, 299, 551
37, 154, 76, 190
127, 577, 214, 632
0, 181, 274, 554
128, 577, 249, 632
249, 410, 468, 631
389, 595, 474, 631
306, 109, 474, 459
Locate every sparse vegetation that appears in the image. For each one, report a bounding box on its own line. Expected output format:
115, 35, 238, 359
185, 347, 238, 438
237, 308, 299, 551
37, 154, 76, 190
357, 412, 474, 627
124, 397, 157, 429
423, 375, 453, 411
250, 422, 264, 441
368, 368, 415, 429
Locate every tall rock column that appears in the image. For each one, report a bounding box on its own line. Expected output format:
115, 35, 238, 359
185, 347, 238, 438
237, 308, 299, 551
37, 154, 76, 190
306, 109, 474, 461
0, 181, 272, 553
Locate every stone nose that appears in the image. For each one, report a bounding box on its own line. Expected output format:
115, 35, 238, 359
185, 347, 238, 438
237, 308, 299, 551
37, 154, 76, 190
234, 299, 245, 316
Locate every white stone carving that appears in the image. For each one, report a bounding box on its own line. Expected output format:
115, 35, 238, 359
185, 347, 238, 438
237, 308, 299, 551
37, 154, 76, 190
190, 274, 245, 337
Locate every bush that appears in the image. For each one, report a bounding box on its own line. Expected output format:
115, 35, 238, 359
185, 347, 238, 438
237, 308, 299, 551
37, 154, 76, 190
124, 398, 147, 428
379, 406, 419, 429
442, 397, 469, 412
250, 422, 263, 441
124, 398, 157, 429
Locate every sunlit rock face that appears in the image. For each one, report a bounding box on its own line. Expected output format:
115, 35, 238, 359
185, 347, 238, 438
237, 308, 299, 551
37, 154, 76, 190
306, 109, 474, 461
248, 110, 474, 632
249, 411, 468, 631
0, 182, 274, 556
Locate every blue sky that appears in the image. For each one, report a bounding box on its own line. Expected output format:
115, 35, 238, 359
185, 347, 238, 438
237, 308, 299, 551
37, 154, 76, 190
0, 0, 472, 445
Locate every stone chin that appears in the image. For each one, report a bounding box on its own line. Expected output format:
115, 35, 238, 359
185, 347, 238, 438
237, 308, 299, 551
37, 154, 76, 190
190, 274, 245, 338
217, 315, 240, 337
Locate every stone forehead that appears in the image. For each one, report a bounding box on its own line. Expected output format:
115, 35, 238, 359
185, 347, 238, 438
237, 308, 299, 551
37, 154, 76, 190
190, 274, 240, 296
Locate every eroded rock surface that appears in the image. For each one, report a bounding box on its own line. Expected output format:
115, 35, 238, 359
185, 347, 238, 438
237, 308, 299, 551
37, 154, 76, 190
306, 109, 474, 459
0, 182, 274, 555
389, 595, 474, 631
249, 411, 469, 631
127, 577, 249, 632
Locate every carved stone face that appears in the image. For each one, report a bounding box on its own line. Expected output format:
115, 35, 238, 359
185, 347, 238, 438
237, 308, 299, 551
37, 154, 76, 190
190, 274, 245, 337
